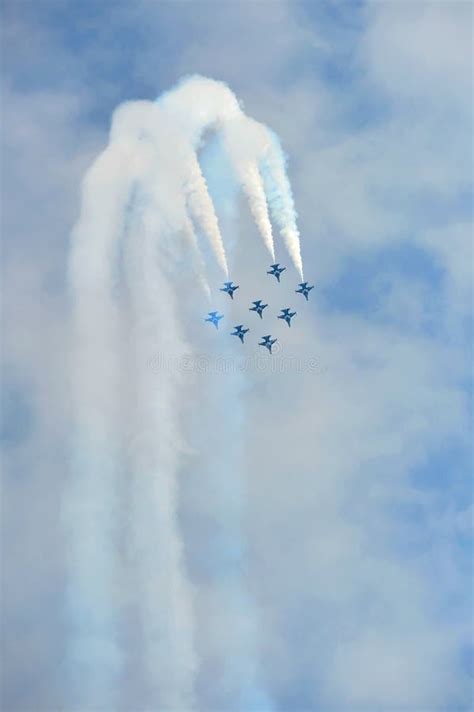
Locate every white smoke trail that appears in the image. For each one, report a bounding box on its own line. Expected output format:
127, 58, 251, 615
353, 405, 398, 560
158, 74, 241, 144
237, 159, 275, 261
112, 99, 213, 299
112, 103, 198, 708
66, 76, 302, 710
184, 152, 229, 277
65, 140, 134, 708
160, 76, 277, 265
261, 133, 304, 279
123, 197, 196, 708
159, 76, 241, 278
66, 102, 200, 709
182, 213, 212, 300
221, 115, 276, 261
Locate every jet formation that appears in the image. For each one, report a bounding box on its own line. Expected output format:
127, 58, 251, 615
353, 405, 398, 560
205, 265, 314, 352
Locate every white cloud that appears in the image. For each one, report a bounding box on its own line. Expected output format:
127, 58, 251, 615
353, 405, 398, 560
360, 1, 473, 109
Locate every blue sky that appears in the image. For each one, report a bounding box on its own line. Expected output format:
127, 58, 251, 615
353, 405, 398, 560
1, 1, 472, 710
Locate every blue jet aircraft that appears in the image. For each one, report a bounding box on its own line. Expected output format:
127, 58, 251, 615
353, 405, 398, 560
231, 325, 249, 343
220, 281, 239, 299
259, 335, 277, 354
267, 263, 286, 282
205, 311, 223, 329
278, 308, 296, 327
249, 300, 268, 319
295, 282, 314, 301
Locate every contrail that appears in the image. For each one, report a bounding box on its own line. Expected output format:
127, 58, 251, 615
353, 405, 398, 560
66, 101, 199, 709
159, 76, 279, 265
65, 140, 133, 708
184, 151, 229, 277
65, 76, 301, 710
237, 159, 275, 261
122, 192, 196, 709
221, 115, 276, 261
112, 103, 198, 708
260, 132, 304, 278
158, 76, 241, 278
182, 213, 212, 300
157, 74, 241, 143
111, 100, 214, 293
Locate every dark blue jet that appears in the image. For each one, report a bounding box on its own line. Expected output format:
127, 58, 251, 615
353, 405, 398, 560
249, 300, 268, 319
220, 281, 239, 299
231, 325, 249, 343
267, 263, 286, 282
296, 282, 314, 301
259, 335, 277, 354
278, 308, 296, 327
205, 311, 223, 329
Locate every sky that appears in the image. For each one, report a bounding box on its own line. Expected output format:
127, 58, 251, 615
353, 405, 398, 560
1, 1, 473, 711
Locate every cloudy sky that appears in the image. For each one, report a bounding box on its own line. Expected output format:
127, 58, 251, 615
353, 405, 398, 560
1, 2, 472, 711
